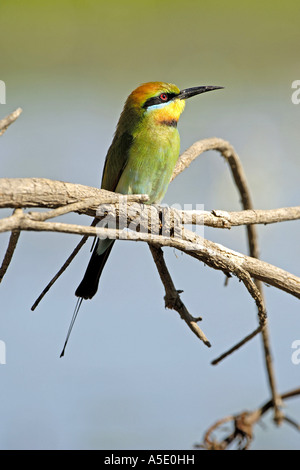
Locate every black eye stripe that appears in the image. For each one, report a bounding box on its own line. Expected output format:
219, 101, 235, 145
143, 92, 178, 109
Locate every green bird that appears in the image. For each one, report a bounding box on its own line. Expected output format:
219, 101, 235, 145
60, 81, 222, 356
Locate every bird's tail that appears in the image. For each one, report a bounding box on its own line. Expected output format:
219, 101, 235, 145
75, 239, 115, 300
60, 239, 114, 357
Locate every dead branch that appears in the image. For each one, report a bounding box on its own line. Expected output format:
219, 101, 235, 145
196, 386, 300, 450
0, 108, 22, 136
148, 244, 211, 347
0, 209, 21, 282
1, 204, 299, 301
1, 110, 299, 449
173, 138, 284, 425
0, 178, 149, 214
1, 199, 299, 359
0, 178, 299, 227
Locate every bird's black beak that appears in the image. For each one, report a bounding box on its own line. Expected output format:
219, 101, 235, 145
177, 85, 224, 100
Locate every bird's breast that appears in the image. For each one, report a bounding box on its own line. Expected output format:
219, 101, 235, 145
115, 127, 180, 203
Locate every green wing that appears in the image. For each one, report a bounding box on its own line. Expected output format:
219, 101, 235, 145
101, 131, 133, 191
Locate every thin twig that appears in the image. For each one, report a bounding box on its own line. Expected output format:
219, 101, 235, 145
31, 218, 99, 311
235, 267, 267, 327
148, 244, 211, 347
0, 108, 22, 136
28, 196, 107, 222
211, 326, 263, 365
0, 209, 22, 283
211, 268, 268, 365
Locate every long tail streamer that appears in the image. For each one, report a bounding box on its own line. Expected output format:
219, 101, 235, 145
60, 297, 83, 357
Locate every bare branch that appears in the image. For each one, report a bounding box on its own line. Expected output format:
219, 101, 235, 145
0, 108, 22, 136
211, 325, 263, 366
173, 137, 283, 423
197, 386, 300, 450
1, 108, 299, 449
0, 209, 21, 283
148, 244, 211, 347
0, 178, 149, 214
207, 206, 300, 227
1, 179, 299, 227
1, 208, 299, 300
209, 267, 268, 364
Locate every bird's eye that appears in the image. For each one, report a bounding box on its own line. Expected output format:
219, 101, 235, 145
160, 93, 168, 101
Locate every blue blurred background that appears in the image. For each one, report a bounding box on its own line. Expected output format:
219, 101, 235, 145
1, 0, 300, 450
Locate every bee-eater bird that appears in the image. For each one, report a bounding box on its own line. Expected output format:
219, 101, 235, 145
60, 81, 223, 356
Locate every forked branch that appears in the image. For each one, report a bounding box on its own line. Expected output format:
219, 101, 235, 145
1, 110, 300, 449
